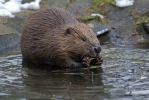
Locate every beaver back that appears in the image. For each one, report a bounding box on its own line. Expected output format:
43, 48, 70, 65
24, 7, 78, 33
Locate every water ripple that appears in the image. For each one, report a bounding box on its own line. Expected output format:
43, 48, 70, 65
0, 45, 149, 99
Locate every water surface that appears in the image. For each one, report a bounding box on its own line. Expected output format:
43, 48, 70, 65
0, 44, 149, 100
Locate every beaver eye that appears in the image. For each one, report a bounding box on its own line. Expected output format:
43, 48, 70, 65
82, 37, 86, 41
66, 28, 71, 34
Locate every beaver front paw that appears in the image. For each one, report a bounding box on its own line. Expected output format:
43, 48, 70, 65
82, 57, 94, 67
91, 56, 103, 65
82, 56, 103, 67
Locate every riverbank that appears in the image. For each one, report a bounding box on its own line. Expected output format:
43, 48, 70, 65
0, 0, 149, 51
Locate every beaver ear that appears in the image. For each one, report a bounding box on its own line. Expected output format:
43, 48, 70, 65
66, 28, 71, 34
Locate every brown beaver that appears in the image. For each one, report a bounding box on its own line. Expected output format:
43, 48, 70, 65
21, 7, 103, 68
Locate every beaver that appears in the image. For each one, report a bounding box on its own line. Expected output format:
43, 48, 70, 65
21, 7, 103, 68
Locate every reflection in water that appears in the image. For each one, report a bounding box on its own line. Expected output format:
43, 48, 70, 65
0, 44, 149, 99
135, 42, 149, 49
22, 72, 105, 99
22, 61, 104, 99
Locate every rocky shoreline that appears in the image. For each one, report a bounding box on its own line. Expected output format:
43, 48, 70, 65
0, 0, 149, 51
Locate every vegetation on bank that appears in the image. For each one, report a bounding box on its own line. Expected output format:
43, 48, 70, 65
80, 0, 115, 23
81, 15, 110, 24
136, 12, 149, 25
91, 0, 115, 13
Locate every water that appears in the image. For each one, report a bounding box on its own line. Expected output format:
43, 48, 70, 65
0, 44, 149, 100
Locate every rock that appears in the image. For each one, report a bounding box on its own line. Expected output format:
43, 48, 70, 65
86, 0, 149, 44
0, 9, 33, 51
135, 11, 149, 41
0, 33, 20, 51
92, 27, 110, 36
66, 0, 91, 20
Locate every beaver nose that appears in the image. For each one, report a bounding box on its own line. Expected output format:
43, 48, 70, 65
94, 46, 101, 54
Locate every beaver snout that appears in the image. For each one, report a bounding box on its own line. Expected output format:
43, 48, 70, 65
82, 45, 103, 67
89, 45, 101, 58
94, 46, 101, 54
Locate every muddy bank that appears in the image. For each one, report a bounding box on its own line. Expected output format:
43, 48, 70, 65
0, 0, 149, 51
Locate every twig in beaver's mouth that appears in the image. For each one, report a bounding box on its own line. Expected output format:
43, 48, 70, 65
90, 58, 94, 61
88, 58, 94, 67
88, 58, 94, 66
86, 58, 94, 71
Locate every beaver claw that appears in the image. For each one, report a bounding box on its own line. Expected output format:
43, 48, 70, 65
82, 56, 103, 67
93, 56, 103, 65
82, 57, 93, 67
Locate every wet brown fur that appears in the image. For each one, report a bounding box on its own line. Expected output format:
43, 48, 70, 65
21, 7, 101, 68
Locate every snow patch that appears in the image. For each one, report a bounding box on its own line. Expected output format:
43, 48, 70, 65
0, 0, 41, 18
91, 13, 104, 19
115, 0, 134, 7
